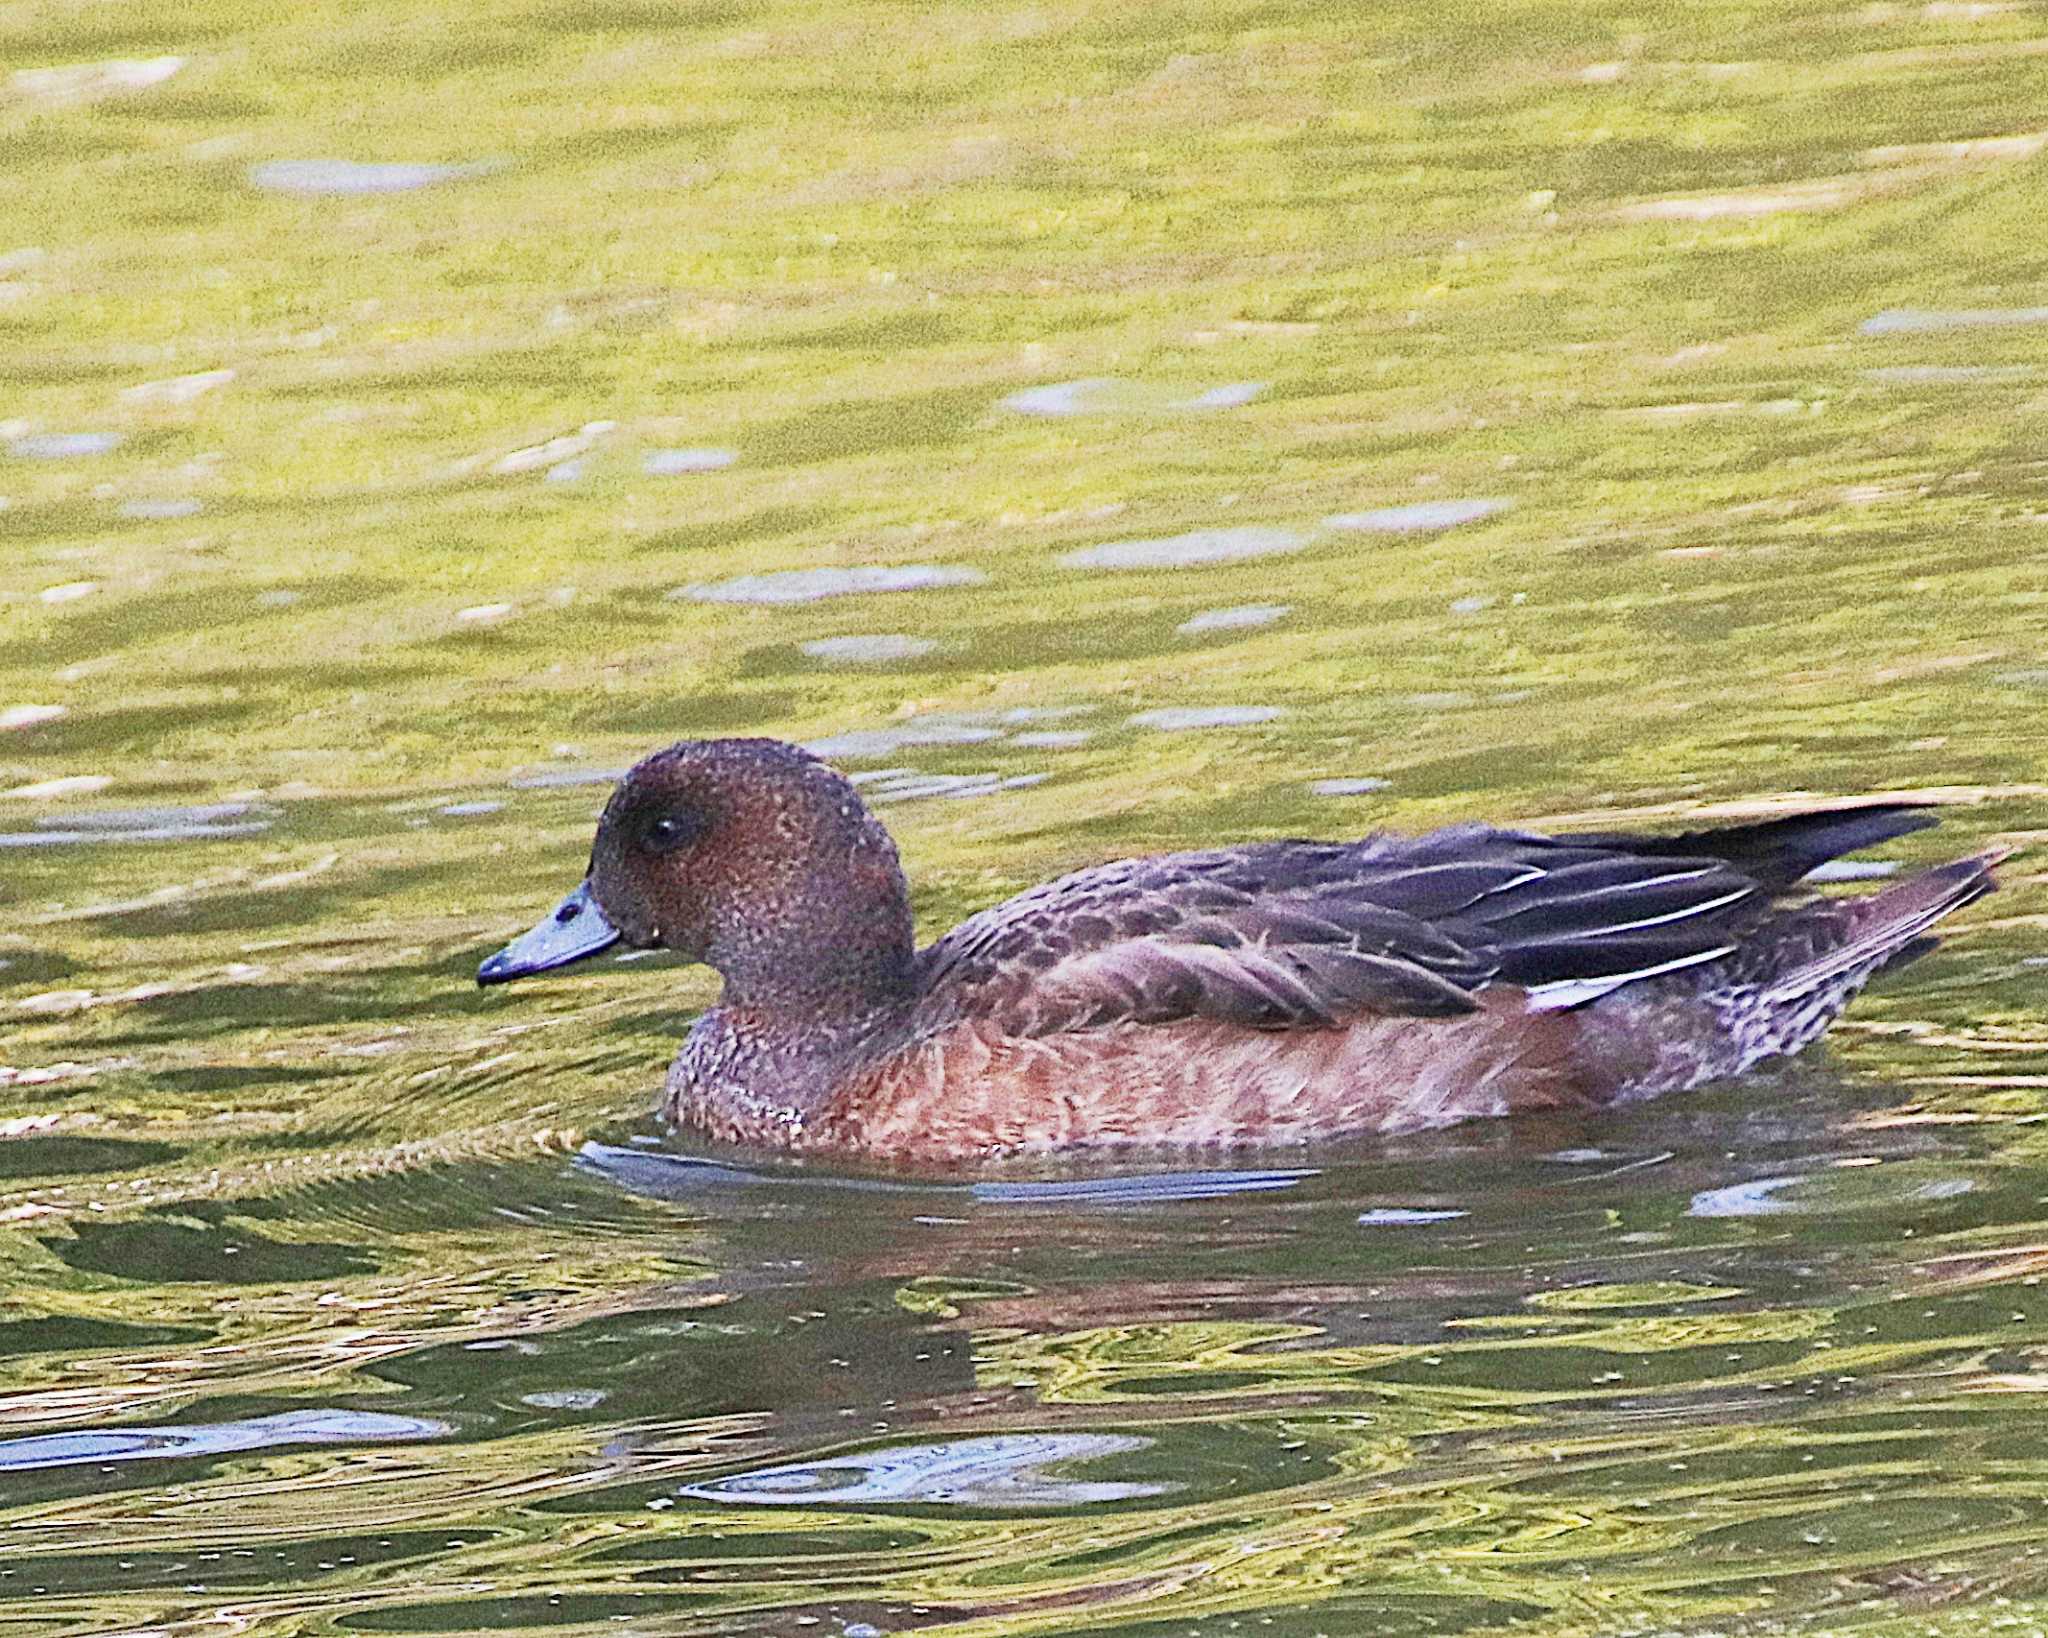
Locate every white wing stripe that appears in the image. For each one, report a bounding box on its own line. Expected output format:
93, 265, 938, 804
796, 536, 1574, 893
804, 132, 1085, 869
1522, 945, 1737, 1012
1550, 884, 1754, 938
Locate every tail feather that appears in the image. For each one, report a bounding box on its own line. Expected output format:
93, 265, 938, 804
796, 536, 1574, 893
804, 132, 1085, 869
1574, 843, 2007, 1100
1576, 802, 1942, 891
1871, 933, 1940, 979
1761, 849, 2006, 1002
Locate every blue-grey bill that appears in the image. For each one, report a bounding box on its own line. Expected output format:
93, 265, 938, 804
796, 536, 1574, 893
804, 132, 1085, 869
477, 880, 621, 986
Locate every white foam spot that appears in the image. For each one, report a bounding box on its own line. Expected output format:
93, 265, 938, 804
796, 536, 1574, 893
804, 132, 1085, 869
643, 447, 737, 475
118, 498, 202, 520
38, 581, 98, 604
677, 565, 986, 605
439, 800, 504, 817
1324, 498, 1512, 533
1178, 603, 1291, 634
1128, 706, 1284, 731
1061, 526, 1307, 571
1311, 777, 1391, 796
801, 634, 937, 664
455, 603, 516, 625
0, 705, 65, 731
1358, 1207, 1469, 1226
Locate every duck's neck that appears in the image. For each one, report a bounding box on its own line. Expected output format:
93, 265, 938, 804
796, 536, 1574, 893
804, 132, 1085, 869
704, 807, 918, 1032
681, 854, 919, 1140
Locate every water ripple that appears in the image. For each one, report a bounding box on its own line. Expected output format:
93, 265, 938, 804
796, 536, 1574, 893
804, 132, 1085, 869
681, 1432, 1165, 1507
0, 1409, 447, 1474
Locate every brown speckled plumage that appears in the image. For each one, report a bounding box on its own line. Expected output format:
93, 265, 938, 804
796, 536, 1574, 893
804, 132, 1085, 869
479, 737, 2005, 1165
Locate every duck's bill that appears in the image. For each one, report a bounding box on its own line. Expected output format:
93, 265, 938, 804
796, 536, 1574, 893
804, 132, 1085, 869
477, 881, 621, 986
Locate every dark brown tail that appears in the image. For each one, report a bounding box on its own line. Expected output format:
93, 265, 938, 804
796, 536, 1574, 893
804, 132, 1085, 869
1575, 846, 2007, 1100
1575, 802, 1944, 891
1760, 848, 2007, 1003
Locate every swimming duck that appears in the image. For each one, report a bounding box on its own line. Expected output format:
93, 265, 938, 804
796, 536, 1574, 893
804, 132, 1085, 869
478, 737, 2002, 1163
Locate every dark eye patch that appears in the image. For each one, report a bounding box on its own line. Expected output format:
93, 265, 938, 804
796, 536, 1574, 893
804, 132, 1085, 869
642, 810, 702, 853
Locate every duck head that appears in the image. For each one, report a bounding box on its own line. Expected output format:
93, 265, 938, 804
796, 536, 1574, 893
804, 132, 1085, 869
478, 737, 917, 1016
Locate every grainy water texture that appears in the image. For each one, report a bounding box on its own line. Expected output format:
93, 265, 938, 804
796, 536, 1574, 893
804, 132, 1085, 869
3, 1, 2048, 1633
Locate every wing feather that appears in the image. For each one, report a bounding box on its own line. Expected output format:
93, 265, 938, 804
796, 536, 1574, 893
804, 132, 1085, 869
912, 806, 1930, 1039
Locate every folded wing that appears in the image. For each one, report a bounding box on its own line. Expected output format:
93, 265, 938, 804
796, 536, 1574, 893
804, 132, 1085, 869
913, 804, 1937, 1038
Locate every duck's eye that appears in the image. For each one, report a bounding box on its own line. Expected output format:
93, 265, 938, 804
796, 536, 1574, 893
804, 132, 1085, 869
643, 814, 696, 853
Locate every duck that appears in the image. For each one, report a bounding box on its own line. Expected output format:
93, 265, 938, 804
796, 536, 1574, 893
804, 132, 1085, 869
477, 736, 2004, 1164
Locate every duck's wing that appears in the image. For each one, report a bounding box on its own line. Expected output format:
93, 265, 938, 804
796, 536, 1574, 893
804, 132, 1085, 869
912, 804, 1938, 1038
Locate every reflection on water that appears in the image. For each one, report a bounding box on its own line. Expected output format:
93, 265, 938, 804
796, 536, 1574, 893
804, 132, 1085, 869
642, 447, 739, 475
6, 432, 122, 460
999, 378, 1267, 416
1689, 1173, 1810, 1217
245, 159, 491, 196
677, 564, 988, 605
1127, 704, 1286, 731
1322, 497, 1514, 533
1060, 524, 1309, 571
0, 802, 274, 849
972, 1168, 1318, 1205
1358, 1206, 1470, 1224
1859, 307, 2048, 335
1178, 603, 1292, 635
0, 1409, 448, 1474
7, 1025, 2048, 1630
801, 633, 940, 664
681, 1431, 1166, 1508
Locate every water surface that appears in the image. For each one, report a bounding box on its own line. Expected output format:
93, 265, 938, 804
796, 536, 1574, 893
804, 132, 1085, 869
4, 1, 2048, 1633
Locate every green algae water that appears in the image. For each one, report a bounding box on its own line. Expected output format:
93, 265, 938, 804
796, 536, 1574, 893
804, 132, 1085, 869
5, 0, 2048, 1631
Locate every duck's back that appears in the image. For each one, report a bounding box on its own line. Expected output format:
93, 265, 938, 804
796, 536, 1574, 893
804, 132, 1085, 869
797, 804, 1997, 1159
910, 814, 1842, 1036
